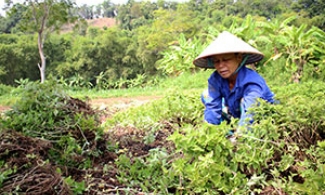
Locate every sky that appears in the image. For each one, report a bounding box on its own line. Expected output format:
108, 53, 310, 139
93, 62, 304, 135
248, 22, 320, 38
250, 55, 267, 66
75, 0, 129, 6
0, 0, 189, 15
75, 0, 188, 6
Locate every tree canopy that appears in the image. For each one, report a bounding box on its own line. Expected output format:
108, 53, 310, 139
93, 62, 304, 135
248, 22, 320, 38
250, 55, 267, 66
0, 0, 324, 86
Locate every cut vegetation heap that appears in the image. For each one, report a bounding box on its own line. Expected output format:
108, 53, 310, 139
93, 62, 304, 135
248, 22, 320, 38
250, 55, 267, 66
0, 81, 175, 194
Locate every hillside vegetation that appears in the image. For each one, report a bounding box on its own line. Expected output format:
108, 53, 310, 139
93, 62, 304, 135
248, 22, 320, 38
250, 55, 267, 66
61, 18, 116, 33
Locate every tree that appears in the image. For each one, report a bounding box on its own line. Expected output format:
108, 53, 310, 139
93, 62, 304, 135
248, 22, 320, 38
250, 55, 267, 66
133, 5, 200, 75
116, 0, 159, 30
292, 0, 325, 30
5, 0, 76, 83
116, 0, 134, 30
102, 0, 116, 18
0, 4, 27, 33
292, 0, 325, 18
54, 27, 142, 88
0, 34, 39, 85
78, 4, 93, 19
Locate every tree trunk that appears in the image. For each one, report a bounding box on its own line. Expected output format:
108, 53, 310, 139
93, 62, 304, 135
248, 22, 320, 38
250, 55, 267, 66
292, 59, 304, 83
38, 32, 46, 83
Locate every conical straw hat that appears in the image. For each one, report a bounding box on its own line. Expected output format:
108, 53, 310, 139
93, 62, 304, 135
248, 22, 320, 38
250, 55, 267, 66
193, 31, 264, 69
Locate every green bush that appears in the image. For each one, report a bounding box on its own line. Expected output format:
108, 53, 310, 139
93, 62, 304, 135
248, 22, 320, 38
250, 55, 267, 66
0, 84, 13, 96
109, 80, 325, 194
166, 81, 325, 194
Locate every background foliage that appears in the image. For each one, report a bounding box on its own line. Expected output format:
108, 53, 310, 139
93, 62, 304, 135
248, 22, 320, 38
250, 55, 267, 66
0, 0, 324, 86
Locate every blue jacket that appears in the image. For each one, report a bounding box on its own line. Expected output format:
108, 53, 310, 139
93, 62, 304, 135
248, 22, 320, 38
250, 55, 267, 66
204, 66, 274, 125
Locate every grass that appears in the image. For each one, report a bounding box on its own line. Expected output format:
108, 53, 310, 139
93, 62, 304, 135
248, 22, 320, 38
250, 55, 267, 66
0, 68, 283, 108
65, 70, 211, 99
0, 70, 212, 106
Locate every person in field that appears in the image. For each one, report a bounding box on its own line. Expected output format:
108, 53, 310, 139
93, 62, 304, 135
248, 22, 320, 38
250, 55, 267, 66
193, 31, 275, 130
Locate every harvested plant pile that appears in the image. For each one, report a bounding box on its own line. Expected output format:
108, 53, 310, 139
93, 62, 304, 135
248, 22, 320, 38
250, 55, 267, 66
0, 82, 175, 194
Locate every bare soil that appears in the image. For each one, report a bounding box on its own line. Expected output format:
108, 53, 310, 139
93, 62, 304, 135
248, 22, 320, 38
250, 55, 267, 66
0, 105, 9, 112
61, 17, 117, 33
91, 95, 162, 121
87, 17, 117, 29
90, 95, 161, 110
0, 95, 161, 115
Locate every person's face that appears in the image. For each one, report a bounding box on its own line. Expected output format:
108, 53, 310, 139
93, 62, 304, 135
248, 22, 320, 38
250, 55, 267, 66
211, 53, 242, 78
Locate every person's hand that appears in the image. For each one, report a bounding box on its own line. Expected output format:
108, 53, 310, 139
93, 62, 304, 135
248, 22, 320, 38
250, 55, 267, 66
228, 135, 237, 144
227, 130, 243, 145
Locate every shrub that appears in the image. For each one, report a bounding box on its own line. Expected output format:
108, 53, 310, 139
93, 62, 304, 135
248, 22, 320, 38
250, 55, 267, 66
167, 81, 325, 194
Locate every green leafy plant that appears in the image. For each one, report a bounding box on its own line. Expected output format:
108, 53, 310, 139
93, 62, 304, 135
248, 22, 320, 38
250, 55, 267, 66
64, 176, 86, 195
162, 81, 325, 194
156, 33, 207, 76
115, 148, 175, 193
0, 161, 16, 188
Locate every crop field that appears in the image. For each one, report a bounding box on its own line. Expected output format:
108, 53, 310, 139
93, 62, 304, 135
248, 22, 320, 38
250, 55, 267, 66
0, 78, 325, 194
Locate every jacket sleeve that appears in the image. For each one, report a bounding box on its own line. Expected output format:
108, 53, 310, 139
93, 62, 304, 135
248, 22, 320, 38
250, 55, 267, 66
204, 83, 223, 125
238, 83, 263, 127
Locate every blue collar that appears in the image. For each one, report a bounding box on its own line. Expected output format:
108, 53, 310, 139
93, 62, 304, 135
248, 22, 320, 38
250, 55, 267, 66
233, 55, 249, 75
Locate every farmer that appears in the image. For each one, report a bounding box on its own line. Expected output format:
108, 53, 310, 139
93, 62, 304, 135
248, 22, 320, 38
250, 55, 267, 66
193, 31, 275, 130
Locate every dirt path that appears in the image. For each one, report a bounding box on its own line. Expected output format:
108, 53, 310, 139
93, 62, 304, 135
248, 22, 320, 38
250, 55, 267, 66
90, 95, 161, 110
0, 95, 161, 114
90, 96, 162, 121
0, 105, 10, 112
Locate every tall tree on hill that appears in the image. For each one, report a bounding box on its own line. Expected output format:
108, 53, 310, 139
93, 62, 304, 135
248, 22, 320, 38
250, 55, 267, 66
102, 0, 116, 18
5, 0, 76, 83
0, 4, 28, 33
116, 0, 159, 30
292, 0, 325, 30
